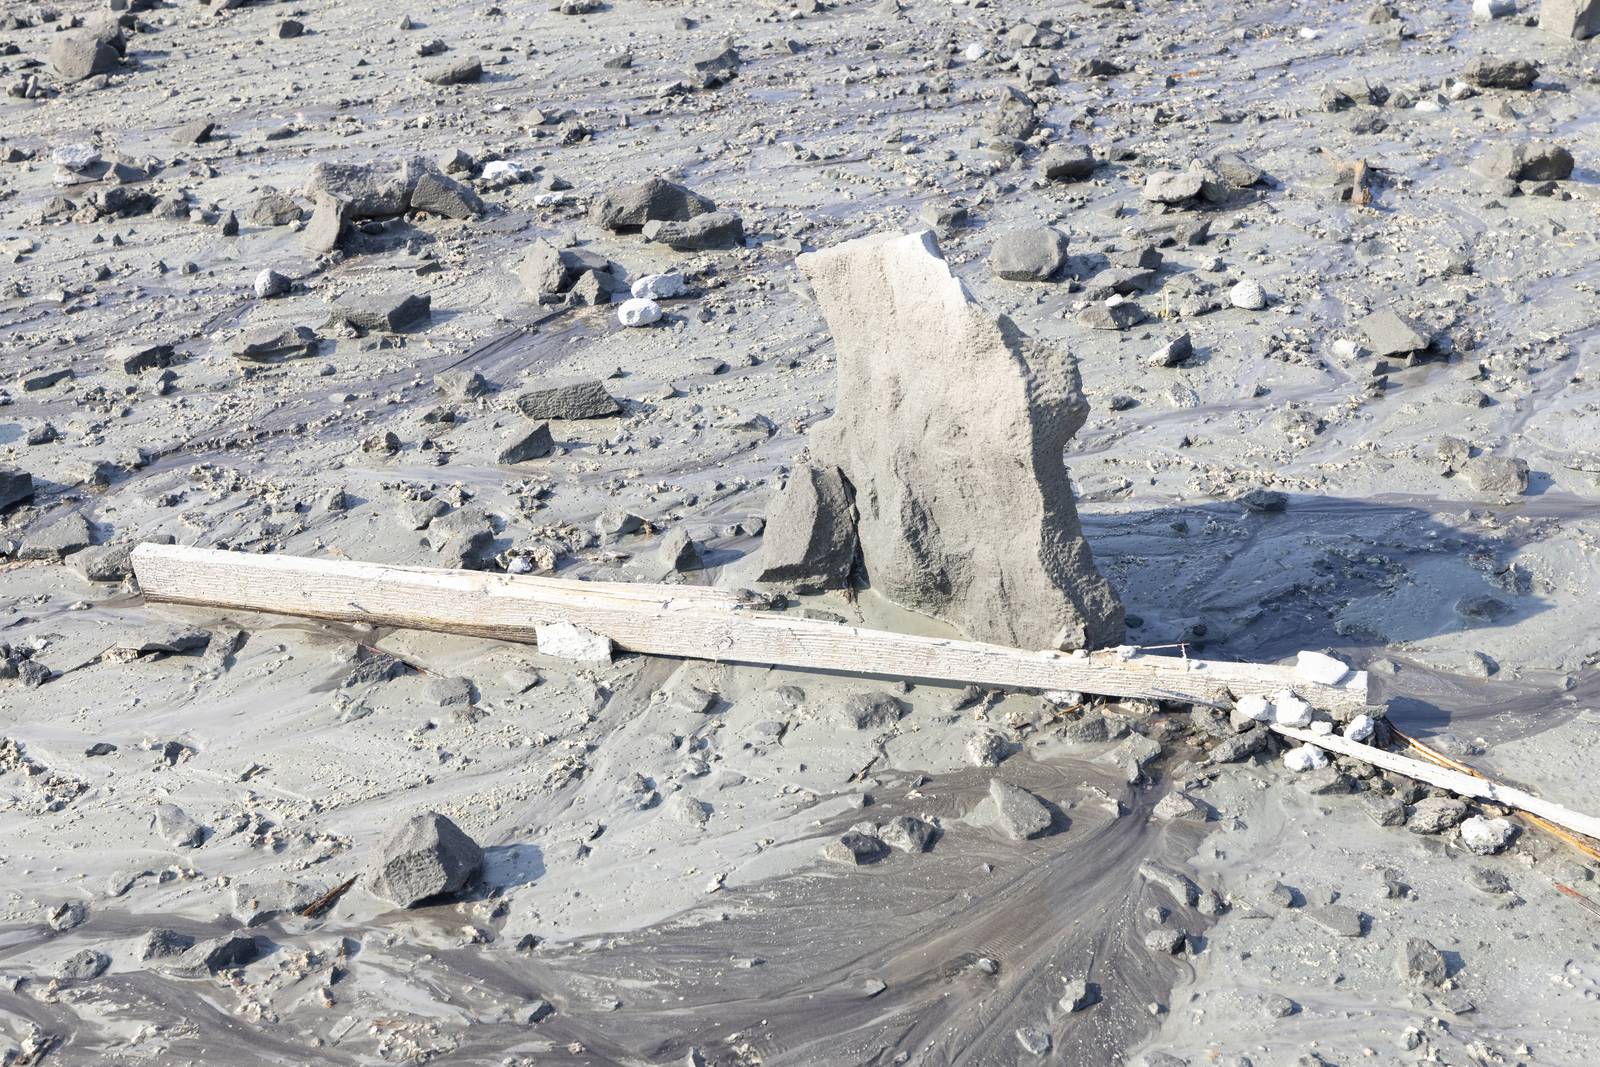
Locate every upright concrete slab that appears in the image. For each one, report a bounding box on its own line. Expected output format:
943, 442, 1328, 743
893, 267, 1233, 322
1541, 0, 1600, 37
766, 230, 1125, 650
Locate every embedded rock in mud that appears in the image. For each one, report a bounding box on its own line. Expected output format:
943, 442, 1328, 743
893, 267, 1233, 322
764, 230, 1124, 650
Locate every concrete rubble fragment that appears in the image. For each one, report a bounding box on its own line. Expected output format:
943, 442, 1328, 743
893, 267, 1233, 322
760, 231, 1123, 649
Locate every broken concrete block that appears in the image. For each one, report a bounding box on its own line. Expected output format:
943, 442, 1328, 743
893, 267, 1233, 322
755, 460, 858, 591
768, 230, 1124, 649
366, 811, 483, 907
1539, 0, 1600, 38
514, 380, 620, 420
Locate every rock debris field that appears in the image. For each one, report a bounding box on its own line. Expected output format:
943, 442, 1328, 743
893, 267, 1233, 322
3, 0, 1600, 1064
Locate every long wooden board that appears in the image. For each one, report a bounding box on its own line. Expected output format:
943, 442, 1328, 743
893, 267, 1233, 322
1272, 723, 1600, 842
129, 543, 1371, 714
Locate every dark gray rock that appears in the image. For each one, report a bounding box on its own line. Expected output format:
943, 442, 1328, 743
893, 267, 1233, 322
1041, 143, 1099, 181
498, 423, 554, 463
168, 933, 261, 977
1397, 937, 1448, 985
57, 949, 110, 981
589, 177, 715, 231
988, 227, 1069, 281
988, 779, 1051, 840
154, 802, 205, 848
515, 380, 620, 420
1408, 796, 1468, 834
835, 691, 905, 730
824, 829, 889, 864
231, 325, 321, 362
0, 470, 34, 511
231, 879, 322, 926
50, 33, 120, 81
657, 527, 700, 571
302, 194, 349, 253
137, 928, 196, 961
325, 292, 431, 332
643, 210, 744, 251
19, 512, 93, 561
514, 240, 616, 299
410, 170, 484, 219
755, 460, 857, 591
248, 191, 302, 226
881, 814, 938, 853
422, 57, 483, 85
1359, 309, 1431, 357
365, 811, 484, 907
1464, 57, 1539, 89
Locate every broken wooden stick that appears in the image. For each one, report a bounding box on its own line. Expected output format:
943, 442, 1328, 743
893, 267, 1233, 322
1272, 723, 1600, 843
129, 543, 1371, 714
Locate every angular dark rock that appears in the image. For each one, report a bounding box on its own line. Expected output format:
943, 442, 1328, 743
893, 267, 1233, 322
514, 380, 621, 420
366, 811, 484, 907
498, 423, 555, 463
589, 177, 715, 231
756, 460, 858, 591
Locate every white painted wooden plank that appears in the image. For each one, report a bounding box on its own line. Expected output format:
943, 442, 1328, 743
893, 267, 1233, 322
1272, 723, 1600, 842
130, 543, 1371, 713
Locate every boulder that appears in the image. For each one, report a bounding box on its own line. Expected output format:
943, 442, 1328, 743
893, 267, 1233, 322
589, 177, 715, 231
764, 231, 1123, 649
410, 170, 484, 219
302, 194, 349, 254
50, 34, 121, 82
366, 811, 483, 907
325, 292, 431, 332
1359, 308, 1432, 357
987, 779, 1052, 840
306, 159, 420, 218
1041, 143, 1099, 181
422, 57, 483, 85
1464, 57, 1539, 89
988, 227, 1069, 281
642, 210, 744, 251
514, 240, 616, 300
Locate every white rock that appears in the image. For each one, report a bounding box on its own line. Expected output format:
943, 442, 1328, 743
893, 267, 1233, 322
1459, 815, 1515, 855
1229, 280, 1266, 310
1296, 650, 1350, 686
1308, 720, 1333, 736
1342, 713, 1375, 742
534, 621, 613, 662
963, 43, 988, 61
631, 272, 685, 300
253, 269, 289, 299
479, 160, 527, 187
617, 297, 662, 328
1472, 0, 1516, 17
1273, 690, 1313, 728
1331, 338, 1361, 359
1297, 27, 1320, 39
53, 143, 100, 171
1236, 694, 1273, 722
1283, 744, 1327, 772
